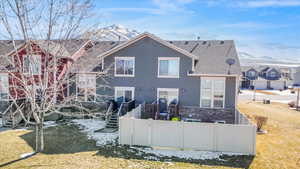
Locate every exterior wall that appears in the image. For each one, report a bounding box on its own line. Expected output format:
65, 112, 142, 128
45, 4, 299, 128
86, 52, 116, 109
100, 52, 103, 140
98, 37, 238, 108
0, 101, 9, 113
293, 67, 300, 86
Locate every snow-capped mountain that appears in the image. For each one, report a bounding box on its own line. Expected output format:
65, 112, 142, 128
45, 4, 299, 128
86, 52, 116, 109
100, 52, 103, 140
81, 24, 300, 68
238, 51, 300, 67
81, 24, 140, 41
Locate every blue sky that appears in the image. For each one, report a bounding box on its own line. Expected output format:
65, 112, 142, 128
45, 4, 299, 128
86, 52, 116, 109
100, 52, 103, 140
93, 0, 300, 60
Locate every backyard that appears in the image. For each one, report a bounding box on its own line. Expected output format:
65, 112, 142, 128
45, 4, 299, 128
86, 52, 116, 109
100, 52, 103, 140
0, 101, 299, 169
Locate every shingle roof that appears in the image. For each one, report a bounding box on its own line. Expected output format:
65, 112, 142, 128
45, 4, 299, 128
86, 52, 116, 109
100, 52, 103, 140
0, 39, 89, 72
171, 40, 241, 75
70, 41, 125, 72
71, 36, 241, 75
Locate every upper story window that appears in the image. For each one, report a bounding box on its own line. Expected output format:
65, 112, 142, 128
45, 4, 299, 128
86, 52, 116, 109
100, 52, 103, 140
115, 57, 135, 77
0, 74, 9, 100
23, 55, 42, 75
76, 74, 96, 102
158, 57, 179, 78
269, 71, 277, 77
248, 71, 256, 77
201, 77, 225, 108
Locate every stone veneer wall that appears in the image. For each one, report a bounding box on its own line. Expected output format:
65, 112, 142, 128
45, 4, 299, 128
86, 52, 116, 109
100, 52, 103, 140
179, 106, 235, 124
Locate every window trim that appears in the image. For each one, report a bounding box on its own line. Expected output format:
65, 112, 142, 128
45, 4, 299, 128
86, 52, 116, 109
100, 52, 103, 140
157, 88, 179, 104
114, 57, 135, 77
23, 55, 42, 75
114, 86, 135, 102
76, 74, 96, 102
200, 77, 226, 109
0, 73, 9, 101
158, 57, 180, 78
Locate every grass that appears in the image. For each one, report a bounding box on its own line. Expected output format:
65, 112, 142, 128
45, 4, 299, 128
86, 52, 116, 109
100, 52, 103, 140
238, 101, 300, 169
0, 102, 300, 168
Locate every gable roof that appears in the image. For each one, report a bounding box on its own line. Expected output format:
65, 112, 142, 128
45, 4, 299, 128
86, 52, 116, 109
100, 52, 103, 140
70, 33, 241, 75
0, 39, 89, 72
95, 32, 198, 60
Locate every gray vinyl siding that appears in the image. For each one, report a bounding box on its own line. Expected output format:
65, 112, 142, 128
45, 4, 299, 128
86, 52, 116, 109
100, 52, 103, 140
95, 37, 237, 108
0, 101, 9, 113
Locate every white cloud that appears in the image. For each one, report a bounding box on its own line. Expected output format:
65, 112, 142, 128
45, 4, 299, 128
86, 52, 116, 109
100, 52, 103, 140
239, 0, 300, 8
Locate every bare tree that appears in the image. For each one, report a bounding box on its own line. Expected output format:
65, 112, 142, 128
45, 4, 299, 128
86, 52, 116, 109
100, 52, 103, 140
0, 0, 111, 152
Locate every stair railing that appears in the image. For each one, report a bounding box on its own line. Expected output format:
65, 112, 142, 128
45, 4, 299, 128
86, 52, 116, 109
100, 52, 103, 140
105, 102, 114, 124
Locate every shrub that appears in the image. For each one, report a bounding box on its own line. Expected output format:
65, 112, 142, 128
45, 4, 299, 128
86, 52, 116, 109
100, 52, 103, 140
254, 116, 268, 132
288, 101, 296, 108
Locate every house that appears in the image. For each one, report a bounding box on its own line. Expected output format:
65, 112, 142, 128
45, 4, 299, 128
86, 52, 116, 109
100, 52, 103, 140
293, 66, 300, 87
0, 40, 90, 123
70, 33, 241, 124
240, 66, 292, 90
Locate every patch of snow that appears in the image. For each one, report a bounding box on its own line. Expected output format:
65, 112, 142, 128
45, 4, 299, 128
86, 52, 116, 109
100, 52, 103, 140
72, 119, 118, 146
265, 90, 294, 96
270, 100, 291, 104
240, 90, 265, 96
43, 121, 58, 128
20, 152, 35, 158
134, 147, 243, 160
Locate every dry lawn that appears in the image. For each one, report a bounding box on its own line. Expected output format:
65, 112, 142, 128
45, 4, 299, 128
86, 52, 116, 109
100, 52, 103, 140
238, 101, 300, 169
0, 102, 299, 169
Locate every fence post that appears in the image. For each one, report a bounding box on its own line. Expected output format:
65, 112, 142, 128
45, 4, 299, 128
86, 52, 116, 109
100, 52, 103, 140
213, 124, 217, 152
181, 121, 185, 150
148, 119, 152, 146
252, 125, 257, 155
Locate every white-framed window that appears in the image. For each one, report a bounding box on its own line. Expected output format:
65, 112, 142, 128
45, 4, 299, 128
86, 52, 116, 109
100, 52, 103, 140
76, 74, 96, 102
269, 71, 277, 77
115, 57, 135, 77
200, 77, 225, 108
157, 88, 179, 105
114, 87, 134, 102
0, 74, 9, 100
23, 55, 42, 75
248, 71, 256, 77
158, 57, 179, 78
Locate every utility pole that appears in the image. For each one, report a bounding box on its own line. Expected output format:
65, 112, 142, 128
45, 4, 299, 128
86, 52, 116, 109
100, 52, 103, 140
297, 88, 300, 111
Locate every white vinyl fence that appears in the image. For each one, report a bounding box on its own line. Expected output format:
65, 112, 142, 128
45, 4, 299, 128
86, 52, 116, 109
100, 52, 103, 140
119, 115, 256, 155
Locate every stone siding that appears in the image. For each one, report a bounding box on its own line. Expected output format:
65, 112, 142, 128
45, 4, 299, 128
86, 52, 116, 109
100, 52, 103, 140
179, 106, 235, 124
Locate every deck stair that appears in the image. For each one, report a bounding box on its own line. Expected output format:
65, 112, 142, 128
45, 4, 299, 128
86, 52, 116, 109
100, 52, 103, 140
2, 103, 23, 128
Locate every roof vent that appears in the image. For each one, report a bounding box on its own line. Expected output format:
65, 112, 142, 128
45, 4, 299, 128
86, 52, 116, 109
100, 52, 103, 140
220, 41, 224, 45
202, 41, 207, 45
185, 41, 189, 45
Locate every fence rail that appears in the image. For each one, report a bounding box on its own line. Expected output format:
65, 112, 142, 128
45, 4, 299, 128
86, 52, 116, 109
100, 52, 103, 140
119, 117, 256, 155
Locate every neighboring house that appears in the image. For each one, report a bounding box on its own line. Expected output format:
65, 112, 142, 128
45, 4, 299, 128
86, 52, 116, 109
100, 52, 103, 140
70, 33, 241, 124
0, 40, 90, 113
293, 66, 300, 87
240, 66, 291, 90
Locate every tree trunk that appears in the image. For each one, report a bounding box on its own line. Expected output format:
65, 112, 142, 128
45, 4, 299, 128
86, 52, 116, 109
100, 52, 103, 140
35, 124, 40, 152
35, 123, 44, 152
